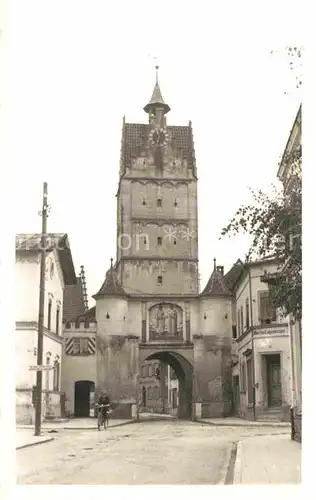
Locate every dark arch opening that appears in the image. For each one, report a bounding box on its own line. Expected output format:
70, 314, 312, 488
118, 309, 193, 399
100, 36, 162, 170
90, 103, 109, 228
74, 380, 95, 417
142, 351, 193, 419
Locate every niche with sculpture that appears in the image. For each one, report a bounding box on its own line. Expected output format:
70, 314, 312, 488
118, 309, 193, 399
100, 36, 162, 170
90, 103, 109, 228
149, 303, 183, 340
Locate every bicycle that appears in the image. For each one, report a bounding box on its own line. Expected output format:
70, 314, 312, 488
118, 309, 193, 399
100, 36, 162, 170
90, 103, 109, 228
96, 404, 110, 431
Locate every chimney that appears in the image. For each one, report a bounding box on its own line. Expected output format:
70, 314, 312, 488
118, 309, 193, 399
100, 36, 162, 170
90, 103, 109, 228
216, 266, 224, 276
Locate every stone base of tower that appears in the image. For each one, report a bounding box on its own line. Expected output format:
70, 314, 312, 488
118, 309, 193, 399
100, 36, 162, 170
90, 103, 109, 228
193, 335, 232, 419
96, 334, 139, 420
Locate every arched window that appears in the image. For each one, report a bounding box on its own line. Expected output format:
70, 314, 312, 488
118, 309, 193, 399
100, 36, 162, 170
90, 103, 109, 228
56, 304, 60, 335
47, 298, 52, 330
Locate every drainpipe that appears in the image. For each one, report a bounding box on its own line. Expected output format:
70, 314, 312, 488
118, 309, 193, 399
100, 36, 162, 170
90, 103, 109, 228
248, 267, 256, 421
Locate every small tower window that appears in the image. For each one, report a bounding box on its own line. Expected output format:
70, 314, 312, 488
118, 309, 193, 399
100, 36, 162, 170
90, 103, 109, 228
157, 237, 162, 245
173, 239, 177, 245
157, 275, 163, 285
142, 199, 146, 206
157, 199, 162, 207
143, 236, 147, 245
106, 312, 110, 319
174, 199, 178, 207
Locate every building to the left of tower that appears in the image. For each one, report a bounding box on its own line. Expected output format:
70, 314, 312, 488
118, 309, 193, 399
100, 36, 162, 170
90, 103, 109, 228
15, 233, 82, 424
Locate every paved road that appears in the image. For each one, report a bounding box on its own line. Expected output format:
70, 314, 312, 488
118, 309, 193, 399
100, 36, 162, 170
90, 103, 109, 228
16, 420, 289, 485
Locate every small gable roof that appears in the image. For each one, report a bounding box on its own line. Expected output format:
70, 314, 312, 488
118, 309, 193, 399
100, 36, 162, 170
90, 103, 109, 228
16, 233, 76, 285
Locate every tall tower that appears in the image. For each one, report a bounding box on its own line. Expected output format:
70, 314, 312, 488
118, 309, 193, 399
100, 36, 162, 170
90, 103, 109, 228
116, 67, 198, 297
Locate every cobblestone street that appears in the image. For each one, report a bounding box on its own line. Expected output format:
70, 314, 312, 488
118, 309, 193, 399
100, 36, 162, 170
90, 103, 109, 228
16, 420, 292, 485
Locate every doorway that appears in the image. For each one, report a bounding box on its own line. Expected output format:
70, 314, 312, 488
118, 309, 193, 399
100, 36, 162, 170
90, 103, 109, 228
74, 380, 95, 417
266, 354, 282, 407
232, 375, 240, 415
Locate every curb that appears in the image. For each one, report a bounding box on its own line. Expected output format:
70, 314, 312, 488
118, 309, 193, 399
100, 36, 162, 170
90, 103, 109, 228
16, 437, 54, 451
196, 419, 290, 428
17, 420, 137, 431
233, 441, 243, 484
218, 442, 234, 485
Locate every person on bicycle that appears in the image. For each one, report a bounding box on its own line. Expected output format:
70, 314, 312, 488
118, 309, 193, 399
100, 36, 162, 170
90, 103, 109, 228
98, 391, 110, 419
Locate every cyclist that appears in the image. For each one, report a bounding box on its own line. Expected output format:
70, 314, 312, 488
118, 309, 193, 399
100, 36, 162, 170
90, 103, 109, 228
97, 390, 110, 422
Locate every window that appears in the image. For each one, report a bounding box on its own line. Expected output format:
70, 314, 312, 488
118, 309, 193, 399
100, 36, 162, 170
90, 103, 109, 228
53, 361, 60, 391
73, 338, 89, 355
245, 298, 250, 329
173, 239, 177, 245
47, 299, 52, 330
157, 199, 162, 207
148, 387, 152, 400
157, 275, 163, 285
237, 310, 241, 336
66, 322, 71, 329
240, 362, 246, 392
56, 305, 60, 335
259, 291, 277, 324
174, 200, 178, 207
141, 365, 146, 378
142, 199, 146, 205
240, 306, 244, 332
143, 236, 147, 245
157, 236, 162, 245
232, 325, 237, 339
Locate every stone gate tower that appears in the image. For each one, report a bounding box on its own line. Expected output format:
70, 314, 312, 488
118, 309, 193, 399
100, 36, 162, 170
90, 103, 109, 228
93, 69, 233, 419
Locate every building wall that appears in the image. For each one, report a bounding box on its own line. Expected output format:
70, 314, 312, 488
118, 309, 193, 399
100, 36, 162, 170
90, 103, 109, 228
61, 322, 97, 416
234, 261, 291, 421
15, 249, 65, 423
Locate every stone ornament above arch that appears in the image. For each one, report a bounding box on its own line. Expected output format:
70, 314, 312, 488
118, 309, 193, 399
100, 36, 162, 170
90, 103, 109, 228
131, 179, 190, 188
149, 303, 183, 340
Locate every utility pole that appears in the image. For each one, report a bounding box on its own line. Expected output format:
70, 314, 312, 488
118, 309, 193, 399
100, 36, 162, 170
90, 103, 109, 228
34, 182, 48, 436
248, 267, 256, 421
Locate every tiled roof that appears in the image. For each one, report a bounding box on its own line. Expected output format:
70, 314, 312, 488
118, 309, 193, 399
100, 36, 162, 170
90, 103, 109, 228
201, 268, 232, 297
16, 233, 77, 285
76, 306, 96, 322
123, 123, 195, 170
94, 264, 128, 299
63, 278, 86, 323
223, 259, 244, 292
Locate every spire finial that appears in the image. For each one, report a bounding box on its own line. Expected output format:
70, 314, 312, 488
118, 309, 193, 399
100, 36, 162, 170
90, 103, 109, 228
155, 65, 159, 83
213, 258, 216, 270
110, 258, 113, 268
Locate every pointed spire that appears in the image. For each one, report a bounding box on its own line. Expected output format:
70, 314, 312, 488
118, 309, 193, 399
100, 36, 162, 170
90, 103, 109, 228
201, 264, 232, 298
93, 260, 127, 299
144, 65, 170, 115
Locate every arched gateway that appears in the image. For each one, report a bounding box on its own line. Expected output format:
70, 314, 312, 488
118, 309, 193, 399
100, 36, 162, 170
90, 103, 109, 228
140, 349, 193, 419
65, 70, 234, 422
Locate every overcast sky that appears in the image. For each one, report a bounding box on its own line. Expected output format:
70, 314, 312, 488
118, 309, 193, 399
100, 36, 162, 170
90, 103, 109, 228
11, 0, 302, 305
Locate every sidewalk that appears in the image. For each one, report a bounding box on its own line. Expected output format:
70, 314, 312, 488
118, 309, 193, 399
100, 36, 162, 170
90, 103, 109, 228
233, 434, 301, 484
197, 417, 290, 427
17, 417, 135, 431
16, 430, 54, 450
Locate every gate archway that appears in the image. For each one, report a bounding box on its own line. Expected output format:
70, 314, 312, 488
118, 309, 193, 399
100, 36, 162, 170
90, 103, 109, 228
141, 350, 193, 419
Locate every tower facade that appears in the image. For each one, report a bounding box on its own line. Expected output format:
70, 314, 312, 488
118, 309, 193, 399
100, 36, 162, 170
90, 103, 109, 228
116, 69, 198, 297
89, 70, 233, 420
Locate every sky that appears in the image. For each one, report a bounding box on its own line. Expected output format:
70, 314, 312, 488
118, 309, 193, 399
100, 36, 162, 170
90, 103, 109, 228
10, 0, 302, 306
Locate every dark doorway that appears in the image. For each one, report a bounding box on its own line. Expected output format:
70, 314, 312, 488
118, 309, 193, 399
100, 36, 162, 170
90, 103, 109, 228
232, 375, 240, 415
267, 354, 282, 407
74, 380, 95, 417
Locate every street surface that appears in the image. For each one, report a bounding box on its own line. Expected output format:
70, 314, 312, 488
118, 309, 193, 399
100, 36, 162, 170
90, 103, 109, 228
16, 420, 289, 485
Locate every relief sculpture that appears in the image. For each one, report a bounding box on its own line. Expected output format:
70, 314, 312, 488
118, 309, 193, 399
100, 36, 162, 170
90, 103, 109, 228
149, 303, 183, 339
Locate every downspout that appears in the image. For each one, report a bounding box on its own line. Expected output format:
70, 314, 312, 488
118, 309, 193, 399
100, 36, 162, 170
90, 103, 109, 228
248, 267, 256, 421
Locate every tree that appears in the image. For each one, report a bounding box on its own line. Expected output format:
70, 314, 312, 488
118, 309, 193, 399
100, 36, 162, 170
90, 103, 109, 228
220, 144, 302, 320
